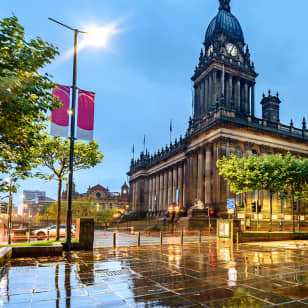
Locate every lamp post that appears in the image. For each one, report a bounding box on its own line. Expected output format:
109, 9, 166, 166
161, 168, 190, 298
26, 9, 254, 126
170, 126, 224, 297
4, 178, 13, 245
49, 18, 116, 251
46, 212, 49, 240
48, 18, 86, 251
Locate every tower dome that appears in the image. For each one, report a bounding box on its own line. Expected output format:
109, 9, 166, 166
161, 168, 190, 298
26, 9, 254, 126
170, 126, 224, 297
204, 0, 244, 46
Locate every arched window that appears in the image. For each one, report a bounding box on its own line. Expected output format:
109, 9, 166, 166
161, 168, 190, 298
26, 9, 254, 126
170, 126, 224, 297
96, 192, 101, 199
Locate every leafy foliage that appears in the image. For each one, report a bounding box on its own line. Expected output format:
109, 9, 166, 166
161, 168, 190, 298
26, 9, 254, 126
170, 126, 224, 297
0, 16, 59, 191
217, 153, 308, 231
37, 198, 123, 226
37, 136, 103, 239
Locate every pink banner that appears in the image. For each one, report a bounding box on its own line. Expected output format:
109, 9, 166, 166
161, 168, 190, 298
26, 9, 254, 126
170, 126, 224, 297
50, 85, 70, 137
77, 89, 95, 140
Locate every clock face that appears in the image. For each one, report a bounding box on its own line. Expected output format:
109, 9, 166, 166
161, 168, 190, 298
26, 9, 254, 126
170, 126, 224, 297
207, 45, 214, 56
226, 43, 238, 57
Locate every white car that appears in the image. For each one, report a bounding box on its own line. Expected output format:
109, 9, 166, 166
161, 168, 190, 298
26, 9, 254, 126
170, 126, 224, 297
33, 224, 75, 239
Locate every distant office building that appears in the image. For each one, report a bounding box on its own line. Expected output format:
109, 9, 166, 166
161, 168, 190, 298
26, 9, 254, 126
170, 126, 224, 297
23, 190, 46, 202
22, 190, 54, 217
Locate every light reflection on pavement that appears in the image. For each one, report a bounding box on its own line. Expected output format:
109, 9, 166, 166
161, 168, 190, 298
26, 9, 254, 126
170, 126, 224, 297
2, 241, 308, 307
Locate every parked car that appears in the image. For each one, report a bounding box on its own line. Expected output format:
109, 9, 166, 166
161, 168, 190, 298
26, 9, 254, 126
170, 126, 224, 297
32, 224, 75, 240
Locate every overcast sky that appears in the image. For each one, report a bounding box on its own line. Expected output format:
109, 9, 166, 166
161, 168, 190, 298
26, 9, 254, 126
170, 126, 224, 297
1, 0, 307, 205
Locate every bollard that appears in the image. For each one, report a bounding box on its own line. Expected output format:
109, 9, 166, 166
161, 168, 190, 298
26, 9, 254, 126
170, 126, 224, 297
160, 232, 163, 246
137, 232, 141, 247
113, 232, 117, 249
199, 230, 202, 243
180, 231, 184, 245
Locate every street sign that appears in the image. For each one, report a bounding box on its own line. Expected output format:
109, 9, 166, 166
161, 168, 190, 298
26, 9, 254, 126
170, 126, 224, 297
227, 199, 235, 210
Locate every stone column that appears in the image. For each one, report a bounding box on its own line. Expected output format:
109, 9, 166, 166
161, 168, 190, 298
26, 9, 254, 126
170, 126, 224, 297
195, 85, 199, 117
236, 78, 241, 112
204, 144, 212, 205
163, 170, 168, 210
135, 181, 140, 212
244, 82, 249, 114
172, 166, 178, 203
213, 70, 217, 106
192, 151, 198, 202
183, 160, 187, 209
152, 176, 156, 211
155, 173, 160, 211
168, 168, 173, 205
144, 178, 148, 212
131, 182, 135, 211
200, 82, 204, 116
185, 155, 192, 207
227, 74, 233, 107
197, 148, 204, 200
148, 177, 152, 211
159, 172, 164, 211
209, 73, 213, 110
204, 77, 209, 115
251, 83, 255, 117
178, 163, 183, 207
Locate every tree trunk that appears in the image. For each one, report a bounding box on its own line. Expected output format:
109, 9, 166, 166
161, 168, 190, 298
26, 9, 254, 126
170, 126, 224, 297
56, 179, 62, 241
269, 193, 273, 232
244, 192, 247, 231
298, 201, 301, 232
292, 194, 295, 233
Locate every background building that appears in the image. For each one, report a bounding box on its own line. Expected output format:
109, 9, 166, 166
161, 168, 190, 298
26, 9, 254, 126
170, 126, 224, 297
62, 182, 130, 211
22, 190, 54, 217
128, 0, 308, 225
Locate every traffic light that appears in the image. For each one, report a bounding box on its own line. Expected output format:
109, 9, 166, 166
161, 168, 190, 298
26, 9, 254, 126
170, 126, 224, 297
252, 201, 257, 212
257, 203, 262, 213
209, 209, 215, 216
0, 203, 8, 214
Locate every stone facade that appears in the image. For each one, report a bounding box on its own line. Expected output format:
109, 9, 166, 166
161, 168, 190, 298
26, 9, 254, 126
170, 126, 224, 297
128, 0, 308, 222
62, 183, 130, 211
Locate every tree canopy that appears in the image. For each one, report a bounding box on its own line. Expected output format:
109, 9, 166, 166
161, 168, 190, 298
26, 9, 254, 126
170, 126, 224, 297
0, 16, 60, 191
37, 136, 103, 240
217, 152, 308, 232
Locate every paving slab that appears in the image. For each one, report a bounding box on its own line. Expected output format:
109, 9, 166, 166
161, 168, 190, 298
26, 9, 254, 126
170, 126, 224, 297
1, 241, 308, 307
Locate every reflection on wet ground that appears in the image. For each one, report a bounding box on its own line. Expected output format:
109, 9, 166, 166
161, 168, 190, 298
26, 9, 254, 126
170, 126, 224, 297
2, 241, 308, 307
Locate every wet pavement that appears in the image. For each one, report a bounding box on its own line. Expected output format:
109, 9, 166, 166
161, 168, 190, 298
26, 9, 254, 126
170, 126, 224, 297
94, 231, 215, 248
1, 241, 308, 307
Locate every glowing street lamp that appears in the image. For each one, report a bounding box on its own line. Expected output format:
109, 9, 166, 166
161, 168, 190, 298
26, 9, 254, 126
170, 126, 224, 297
48, 17, 116, 251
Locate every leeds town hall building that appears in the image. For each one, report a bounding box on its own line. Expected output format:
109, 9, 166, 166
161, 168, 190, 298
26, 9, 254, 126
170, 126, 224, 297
128, 0, 308, 223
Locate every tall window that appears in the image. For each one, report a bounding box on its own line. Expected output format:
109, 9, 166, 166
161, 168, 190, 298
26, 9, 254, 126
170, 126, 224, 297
252, 190, 258, 201
236, 194, 243, 208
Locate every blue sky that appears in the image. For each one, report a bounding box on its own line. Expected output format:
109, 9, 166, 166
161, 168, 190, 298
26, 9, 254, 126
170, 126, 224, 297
1, 0, 307, 204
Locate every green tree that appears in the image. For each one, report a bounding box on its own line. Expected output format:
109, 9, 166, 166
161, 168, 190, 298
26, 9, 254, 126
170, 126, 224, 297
0, 16, 60, 190
95, 209, 123, 227
258, 154, 285, 231
282, 153, 308, 232
217, 154, 261, 230
37, 136, 103, 240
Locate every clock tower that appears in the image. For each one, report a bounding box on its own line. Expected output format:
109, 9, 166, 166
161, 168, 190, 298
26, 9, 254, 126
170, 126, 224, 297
191, 0, 258, 120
